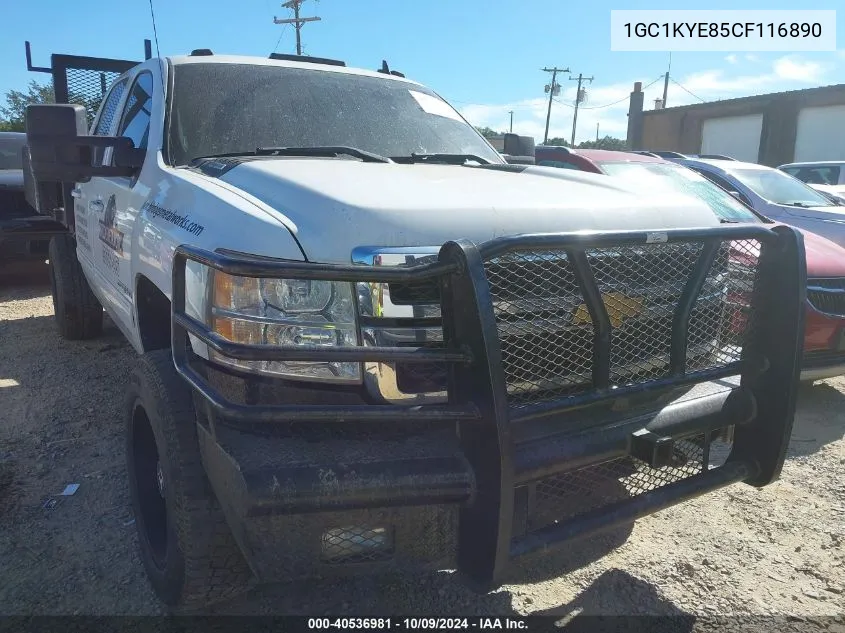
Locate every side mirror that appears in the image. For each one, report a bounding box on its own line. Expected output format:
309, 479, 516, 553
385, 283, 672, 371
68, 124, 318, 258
26, 104, 140, 183
114, 145, 146, 170
22, 143, 62, 215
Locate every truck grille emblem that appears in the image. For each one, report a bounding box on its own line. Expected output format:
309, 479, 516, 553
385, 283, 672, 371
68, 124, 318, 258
573, 292, 644, 328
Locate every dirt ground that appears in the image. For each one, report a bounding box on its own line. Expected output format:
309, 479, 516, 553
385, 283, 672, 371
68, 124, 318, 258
0, 261, 843, 623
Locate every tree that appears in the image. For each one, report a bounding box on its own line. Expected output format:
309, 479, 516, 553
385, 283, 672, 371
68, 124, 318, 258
475, 126, 504, 139
0, 81, 55, 132
577, 136, 628, 151
545, 137, 570, 147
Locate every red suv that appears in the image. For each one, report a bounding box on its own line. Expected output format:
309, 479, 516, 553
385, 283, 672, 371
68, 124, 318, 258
534, 146, 845, 382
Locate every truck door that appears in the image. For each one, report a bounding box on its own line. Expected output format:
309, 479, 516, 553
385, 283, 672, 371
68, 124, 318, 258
88, 70, 154, 334
73, 76, 129, 275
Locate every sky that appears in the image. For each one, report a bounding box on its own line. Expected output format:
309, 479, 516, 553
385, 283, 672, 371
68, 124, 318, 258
1, 0, 844, 145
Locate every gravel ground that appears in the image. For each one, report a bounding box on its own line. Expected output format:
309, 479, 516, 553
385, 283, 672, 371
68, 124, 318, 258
0, 261, 843, 624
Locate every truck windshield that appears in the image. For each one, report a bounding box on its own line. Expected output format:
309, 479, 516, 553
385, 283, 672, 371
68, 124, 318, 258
167, 63, 502, 166
728, 167, 834, 208
598, 161, 763, 223
0, 134, 26, 170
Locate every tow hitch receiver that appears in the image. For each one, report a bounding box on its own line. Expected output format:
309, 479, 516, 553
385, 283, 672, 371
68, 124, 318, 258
630, 429, 675, 468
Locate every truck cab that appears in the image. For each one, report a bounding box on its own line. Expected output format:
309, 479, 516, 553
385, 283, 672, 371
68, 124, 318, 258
23, 46, 807, 610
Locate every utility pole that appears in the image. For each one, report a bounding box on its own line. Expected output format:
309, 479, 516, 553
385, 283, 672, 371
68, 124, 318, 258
274, 0, 321, 56
663, 52, 671, 107
541, 66, 569, 144
596, 122, 599, 141
569, 72, 593, 147
509, 110, 514, 133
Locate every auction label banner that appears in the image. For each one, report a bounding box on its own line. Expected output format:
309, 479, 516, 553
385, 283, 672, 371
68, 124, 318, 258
610, 10, 837, 51
0, 615, 837, 632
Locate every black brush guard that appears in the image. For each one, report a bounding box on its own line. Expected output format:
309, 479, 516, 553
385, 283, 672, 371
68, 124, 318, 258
171, 224, 806, 589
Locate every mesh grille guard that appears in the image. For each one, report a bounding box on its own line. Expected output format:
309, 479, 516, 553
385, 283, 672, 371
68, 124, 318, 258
172, 224, 806, 588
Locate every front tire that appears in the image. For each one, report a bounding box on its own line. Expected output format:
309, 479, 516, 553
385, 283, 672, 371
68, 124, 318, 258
125, 350, 252, 609
48, 234, 103, 340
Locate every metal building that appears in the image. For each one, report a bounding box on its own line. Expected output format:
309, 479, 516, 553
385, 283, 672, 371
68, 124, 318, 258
626, 82, 845, 166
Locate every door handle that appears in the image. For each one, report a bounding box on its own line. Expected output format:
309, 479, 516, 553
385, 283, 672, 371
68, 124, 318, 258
89, 199, 104, 213
71, 187, 83, 199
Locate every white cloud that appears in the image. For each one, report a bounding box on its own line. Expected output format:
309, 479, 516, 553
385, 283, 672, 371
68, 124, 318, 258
745, 54, 759, 63
679, 55, 828, 97
772, 57, 825, 82
725, 54, 738, 64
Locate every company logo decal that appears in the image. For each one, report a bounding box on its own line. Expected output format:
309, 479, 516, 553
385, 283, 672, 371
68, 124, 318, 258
143, 202, 205, 237
98, 194, 124, 254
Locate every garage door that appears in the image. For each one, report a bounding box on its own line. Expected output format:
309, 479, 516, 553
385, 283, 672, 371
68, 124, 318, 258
794, 105, 845, 162
700, 114, 763, 163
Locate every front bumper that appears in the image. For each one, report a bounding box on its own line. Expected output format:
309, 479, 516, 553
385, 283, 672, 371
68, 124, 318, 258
171, 225, 806, 588
801, 349, 845, 381
800, 301, 845, 381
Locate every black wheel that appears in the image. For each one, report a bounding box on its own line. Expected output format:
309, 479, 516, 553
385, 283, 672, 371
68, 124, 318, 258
125, 350, 252, 609
48, 234, 103, 340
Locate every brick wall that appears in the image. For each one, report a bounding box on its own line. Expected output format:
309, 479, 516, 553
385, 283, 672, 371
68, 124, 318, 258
634, 84, 845, 166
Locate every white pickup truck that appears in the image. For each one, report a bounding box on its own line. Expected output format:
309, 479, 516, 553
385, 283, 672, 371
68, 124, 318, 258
24, 48, 807, 609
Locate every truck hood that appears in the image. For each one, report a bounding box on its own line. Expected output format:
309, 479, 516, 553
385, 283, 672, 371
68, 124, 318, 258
798, 228, 845, 278
214, 159, 722, 263
784, 204, 845, 222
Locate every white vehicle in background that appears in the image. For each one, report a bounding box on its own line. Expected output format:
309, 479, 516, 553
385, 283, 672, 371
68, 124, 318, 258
779, 161, 845, 190
778, 162, 845, 205
670, 157, 845, 250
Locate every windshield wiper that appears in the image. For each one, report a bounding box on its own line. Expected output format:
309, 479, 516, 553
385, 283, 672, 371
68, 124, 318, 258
395, 153, 492, 165
193, 146, 391, 163
784, 201, 813, 208
256, 146, 391, 163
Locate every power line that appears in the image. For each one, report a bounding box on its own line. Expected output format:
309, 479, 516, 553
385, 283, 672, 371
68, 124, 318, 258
568, 72, 594, 146
271, 23, 290, 54
553, 75, 664, 110
541, 66, 569, 144
669, 77, 706, 103
274, 0, 321, 56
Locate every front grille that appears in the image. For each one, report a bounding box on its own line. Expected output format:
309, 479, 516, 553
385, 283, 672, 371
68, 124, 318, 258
365, 239, 762, 407
807, 278, 845, 316
320, 525, 394, 564
394, 341, 448, 393
587, 243, 704, 383
803, 348, 845, 367
513, 430, 734, 537
485, 240, 759, 407
488, 250, 594, 404
389, 278, 440, 305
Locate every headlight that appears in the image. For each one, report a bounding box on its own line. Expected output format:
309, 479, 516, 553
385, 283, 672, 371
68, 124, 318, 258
207, 270, 360, 382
